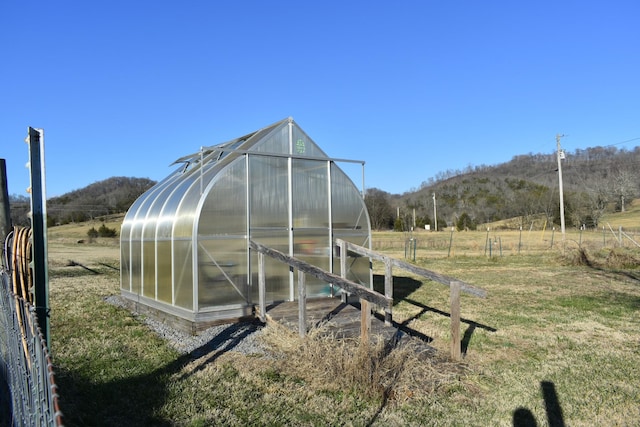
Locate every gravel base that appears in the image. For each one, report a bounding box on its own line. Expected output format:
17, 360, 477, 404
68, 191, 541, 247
105, 295, 268, 356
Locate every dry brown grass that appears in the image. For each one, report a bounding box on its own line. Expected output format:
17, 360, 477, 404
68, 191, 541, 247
257, 322, 464, 405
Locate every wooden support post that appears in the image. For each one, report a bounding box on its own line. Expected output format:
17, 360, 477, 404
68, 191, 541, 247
298, 270, 306, 338
450, 281, 461, 361
384, 257, 393, 326
340, 239, 347, 303
360, 298, 371, 344
258, 252, 266, 322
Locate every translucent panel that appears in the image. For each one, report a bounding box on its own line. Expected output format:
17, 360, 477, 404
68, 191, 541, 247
120, 239, 130, 291
291, 126, 328, 158
142, 241, 155, 297
157, 174, 195, 239
144, 177, 179, 240
251, 123, 289, 154
249, 230, 291, 302
173, 239, 193, 310
199, 159, 247, 236
120, 218, 132, 292
250, 156, 288, 228
173, 173, 200, 239
120, 220, 132, 244
293, 160, 329, 227
293, 229, 332, 297
198, 238, 248, 308
130, 241, 142, 294
156, 240, 172, 303
331, 163, 370, 231
333, 231, 372, 287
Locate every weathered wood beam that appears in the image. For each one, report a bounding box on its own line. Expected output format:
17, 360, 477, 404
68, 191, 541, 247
334, 238, 487, 298
249, 240, 391, 308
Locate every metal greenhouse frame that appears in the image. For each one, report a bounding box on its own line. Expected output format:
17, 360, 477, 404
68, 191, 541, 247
120, 117, 372, 330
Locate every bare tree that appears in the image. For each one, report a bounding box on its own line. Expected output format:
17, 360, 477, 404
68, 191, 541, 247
611, 167, 637, 212
365, 188, 394, 230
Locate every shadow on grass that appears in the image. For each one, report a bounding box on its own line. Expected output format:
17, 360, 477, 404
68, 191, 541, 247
513, 381, 565, 427
373, 274, 497, 356
55, 320, 263, 426
66, 260, 101, 274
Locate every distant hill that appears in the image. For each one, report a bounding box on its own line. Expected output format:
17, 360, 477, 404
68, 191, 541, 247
369, 146, 640, 230
10, 176, 156, 226
9, 145, 640, 232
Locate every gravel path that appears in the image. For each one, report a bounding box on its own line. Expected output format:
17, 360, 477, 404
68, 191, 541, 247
105, 295, 268, 356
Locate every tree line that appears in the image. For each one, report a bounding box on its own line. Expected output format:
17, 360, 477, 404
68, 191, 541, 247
8, 145, 638, 233
366, 145, 640, 231
9, 176, 155, 227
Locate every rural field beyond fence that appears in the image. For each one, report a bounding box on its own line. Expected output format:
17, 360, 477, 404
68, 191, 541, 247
372, 226, 640, 259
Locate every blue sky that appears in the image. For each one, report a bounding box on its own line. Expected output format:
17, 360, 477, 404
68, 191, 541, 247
1, 1, 639, 198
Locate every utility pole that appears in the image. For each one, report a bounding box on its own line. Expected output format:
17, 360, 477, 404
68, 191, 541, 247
432, 193, 437, 231
556, 134, 566, 241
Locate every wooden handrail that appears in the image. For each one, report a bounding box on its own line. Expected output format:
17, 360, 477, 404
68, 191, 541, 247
249, 239, 392, 340
335, 238, 487, 360
335, 238, 487, 298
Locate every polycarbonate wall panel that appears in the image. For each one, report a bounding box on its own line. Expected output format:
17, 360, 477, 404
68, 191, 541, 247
156, 241, 172, 303
249, 230, 290, 302
333, 231, 371, 286
120, 239, 130, 291
292, 159, 329, 228
293, 229, 332, 296
120, 220, 132, 291
198, 160, 246, 236
173, 173, 200, 239
250, 156, 288, 228
291, 127, 328, 158
130, 241, 142, 294
251, 124, 289, 155
198, 238, 248, 308
157, 174, 194, 238
142, 241, 155, 297
173, 239, 193, 310
331, 164, 369, 231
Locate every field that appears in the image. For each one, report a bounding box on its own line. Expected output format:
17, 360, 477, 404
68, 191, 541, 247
46, 217, 640, 426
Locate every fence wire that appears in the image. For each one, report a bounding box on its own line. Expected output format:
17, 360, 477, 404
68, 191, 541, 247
1, 229, 63, 427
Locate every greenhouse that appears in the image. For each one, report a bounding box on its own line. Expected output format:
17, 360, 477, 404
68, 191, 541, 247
120, 117, 372, 331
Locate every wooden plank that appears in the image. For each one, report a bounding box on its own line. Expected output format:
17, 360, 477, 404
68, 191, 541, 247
384, 257, 393, 326
250, 240, 391, 308
335, 238, 487, 298
450, 281, 461, 361
298, 270, 306, 337
390, 258, 487, 298
361, 298, 371, 343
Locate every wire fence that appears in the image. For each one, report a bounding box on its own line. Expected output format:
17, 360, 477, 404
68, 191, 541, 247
0, 229, 63, 427
372, 225, 640, 259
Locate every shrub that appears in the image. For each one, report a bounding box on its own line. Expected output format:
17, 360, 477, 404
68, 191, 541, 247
456, 212, 477, 231
87, 227, 99, 239
98, 223, 117, 237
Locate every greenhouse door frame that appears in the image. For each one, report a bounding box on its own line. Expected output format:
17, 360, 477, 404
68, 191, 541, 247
244, 151, 366, 303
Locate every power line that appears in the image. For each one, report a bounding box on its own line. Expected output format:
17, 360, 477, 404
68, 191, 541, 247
606, 136, 640, 147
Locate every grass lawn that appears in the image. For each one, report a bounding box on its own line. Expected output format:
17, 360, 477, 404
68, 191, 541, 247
47, 229, 640, 426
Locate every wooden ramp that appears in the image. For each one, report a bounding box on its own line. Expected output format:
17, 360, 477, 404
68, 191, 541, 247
264, 297, 401, 343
